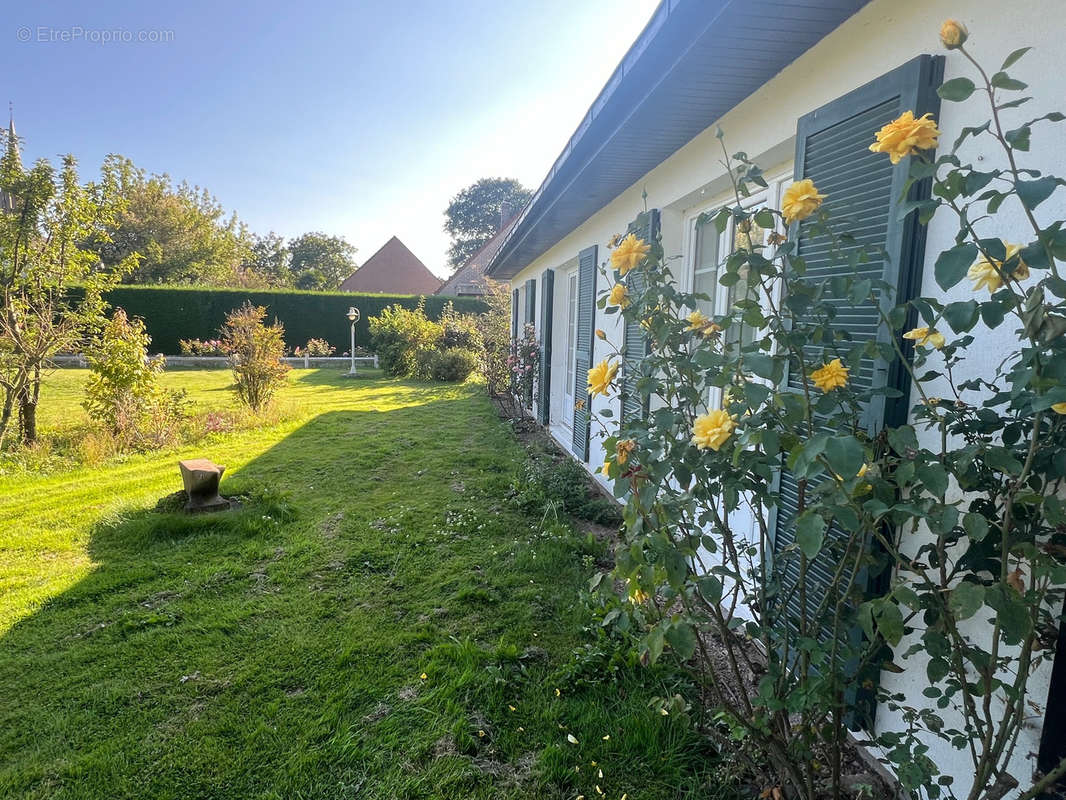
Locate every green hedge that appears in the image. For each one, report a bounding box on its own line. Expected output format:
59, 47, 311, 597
81, 285, 487, 355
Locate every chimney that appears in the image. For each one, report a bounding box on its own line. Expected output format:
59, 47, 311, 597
498, 202, 513, 232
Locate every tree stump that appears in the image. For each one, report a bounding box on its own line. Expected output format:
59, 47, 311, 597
178, 458, 232, 513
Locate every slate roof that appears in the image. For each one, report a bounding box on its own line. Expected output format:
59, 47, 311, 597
436, 216, 519, 297
339, 236, 443, 294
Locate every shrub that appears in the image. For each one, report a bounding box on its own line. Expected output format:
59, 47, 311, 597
440, 301, 483, 351
178, 338, 225, 356
476, 281, 512, 398
512, 451, 621, 525
369, 299, 443, 377
425, 347, 479, 382
83, 308, 185, 449
509, 323, 539, 406
220, 302, 290, 412
300, 337, 336, 357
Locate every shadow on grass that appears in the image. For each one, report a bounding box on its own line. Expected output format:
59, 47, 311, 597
0, 388, 521, 797
0, 383, 721, 800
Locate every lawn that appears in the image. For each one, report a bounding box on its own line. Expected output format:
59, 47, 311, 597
0, 369, 722, 799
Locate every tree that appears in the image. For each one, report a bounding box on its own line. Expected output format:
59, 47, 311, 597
93, 155, 253, 286
287, 231, 357, 290
244, 231, 291, 287
444, 177, 530, 269
0, 139, 132, 446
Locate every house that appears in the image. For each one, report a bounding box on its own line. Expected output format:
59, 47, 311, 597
485, 0, 1065, 794
436, 214, 519, 298
338, 236, 442, 294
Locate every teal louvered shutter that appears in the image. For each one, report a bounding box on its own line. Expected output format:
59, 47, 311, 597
571, 245, 598, 460
524, 279, 537, 408
770, 54, 943, 729
620, 209, 660, 425
538, 269, 554, 424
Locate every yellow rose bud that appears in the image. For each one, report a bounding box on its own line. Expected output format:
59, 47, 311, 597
595, 328, 606, 339
903, 326, 946, 349
1051, 402, 1066, 415
691, 409, 737, 451
587, 359, 618, 397
869, 111, 941, 164
607, 283, 630, 308
610, 233, 650, 276
781, 178, 826, 225
811, 358, 849, 392
939, 19, 968, 49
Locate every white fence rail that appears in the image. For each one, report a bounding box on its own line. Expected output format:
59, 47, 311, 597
48, 355, 379, 369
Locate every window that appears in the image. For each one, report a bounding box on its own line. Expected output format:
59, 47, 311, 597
564, 269, 579, 413
686, 176, 788, 406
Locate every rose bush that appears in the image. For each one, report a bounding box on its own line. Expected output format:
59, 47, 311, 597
586, 24, 1066, 800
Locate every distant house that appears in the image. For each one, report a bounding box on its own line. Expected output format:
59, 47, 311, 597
436, 214, 519, 298
338, 236, 442, 295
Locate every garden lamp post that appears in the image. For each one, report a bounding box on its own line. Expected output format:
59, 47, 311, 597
346, 306, 360, 377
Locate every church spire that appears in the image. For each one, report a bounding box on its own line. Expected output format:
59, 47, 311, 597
0, 103, 20, 213
5, 103, 20, 168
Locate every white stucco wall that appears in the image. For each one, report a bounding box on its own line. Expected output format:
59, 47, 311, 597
508, 0, 1066, 792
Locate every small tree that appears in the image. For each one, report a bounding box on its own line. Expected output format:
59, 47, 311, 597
83, 308, 183, 449
220, 302, 289, 412
0, 141, 133, 448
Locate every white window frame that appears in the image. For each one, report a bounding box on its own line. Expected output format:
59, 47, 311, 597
682, 169, 792, 410
562, 265, 580, 424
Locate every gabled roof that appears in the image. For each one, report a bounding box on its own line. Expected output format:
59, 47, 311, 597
339, 236, 443, 294
487, 0, 870, 278
436, 216, 519, 296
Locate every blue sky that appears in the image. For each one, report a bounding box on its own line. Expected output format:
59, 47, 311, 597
4, 0, 659, 277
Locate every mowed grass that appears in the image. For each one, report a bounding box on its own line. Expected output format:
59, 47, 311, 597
0, 369, 722, 799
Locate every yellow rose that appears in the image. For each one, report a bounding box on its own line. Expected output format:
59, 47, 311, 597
627, 581, 650, 605
610, 233, 650, 275
968, 243, 1028, 293
903, 326, 946, 349
587, 359, 618, 397
595, 328, 606, 339
939, 19, 968, 49
781, 179, 826, 225
686, 310, 721, 337
691, 409, 737, 451
834, 462, 869, 481
607, 283, 630, 308
811, 358, 849, 392
869, 111, 941, 164
1051, 402, 1066, 415
616, 438, 636, 465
